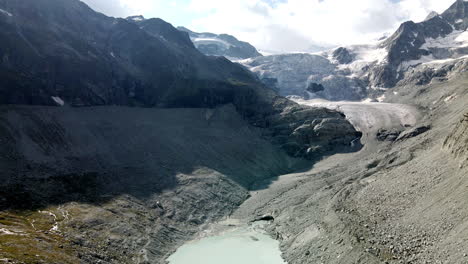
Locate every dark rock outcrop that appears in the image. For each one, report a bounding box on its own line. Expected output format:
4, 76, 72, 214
307, 83, 325, 93
332, 47, 355, 64
376, 128, 402, 142
441, 0, 468, 30
396, 125, 431, 141
253, 215, 275, 222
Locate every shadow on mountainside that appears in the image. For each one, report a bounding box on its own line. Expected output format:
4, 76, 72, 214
0, 105, 362, 211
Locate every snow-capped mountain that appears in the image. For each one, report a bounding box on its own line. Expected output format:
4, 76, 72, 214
241, 53, 368, 101
242, 0, 468, 101
240, 42, 387, 101
178, 27, 262, 60
125, 17, 261, 60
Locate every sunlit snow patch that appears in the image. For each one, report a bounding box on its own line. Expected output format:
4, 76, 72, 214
377, 94, 386, 102
400, 54, 468, 70
51, 96, 65, 106
421, 30, 468, 49
0, 8, 12, 17
191, 37, 233, 49
334, 44, 388, 77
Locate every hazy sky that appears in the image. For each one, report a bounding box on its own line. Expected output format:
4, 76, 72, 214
80, 0, 456, 52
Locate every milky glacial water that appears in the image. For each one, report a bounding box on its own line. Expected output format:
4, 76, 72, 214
167, 225, 287, 264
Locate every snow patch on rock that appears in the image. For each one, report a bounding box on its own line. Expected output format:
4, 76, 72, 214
377, 94, 386, 102
335, 44, 388, 77
0, 8, 12, 17
400, 54, 468, 70
51, 96, 65, 106
422, 30, 468, 49
192, 37, 232, 49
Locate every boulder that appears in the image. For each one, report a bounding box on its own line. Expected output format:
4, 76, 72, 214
377, 128, 402, 142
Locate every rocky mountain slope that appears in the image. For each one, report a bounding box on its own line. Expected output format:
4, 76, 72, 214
0, 0, 360, 158
0, 0, 360, 263
232, 68, 468, 264
0, 0, 259, 108
241, 0, 468, 101
177, 26, 262, 60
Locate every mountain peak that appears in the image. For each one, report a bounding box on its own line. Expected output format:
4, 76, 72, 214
177, 26, 194, 34
177, 27, 262, 59
442, 0, 468, 29
424, 11, 439, 21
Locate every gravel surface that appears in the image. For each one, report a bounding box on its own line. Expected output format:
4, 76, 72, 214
227, 74, 468, 264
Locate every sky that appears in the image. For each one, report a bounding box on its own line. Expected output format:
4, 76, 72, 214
81, 0, 456, 52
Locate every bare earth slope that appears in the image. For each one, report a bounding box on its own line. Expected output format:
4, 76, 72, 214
230, 73, 468, 264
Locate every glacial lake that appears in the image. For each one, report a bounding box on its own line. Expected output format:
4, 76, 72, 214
167, 224, 287, 264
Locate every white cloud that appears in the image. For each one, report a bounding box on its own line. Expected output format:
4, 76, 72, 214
80, 0, 189, 25
81, 0, 456, 52
186, 0, 455, 52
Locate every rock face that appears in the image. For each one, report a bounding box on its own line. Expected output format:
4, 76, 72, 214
424, 11, 439, 21
375, 1, 467, 87
396, 125, 431, 141
242, 0, 468, 100
332, 47, 355, 64
307, 83, 325, 93
177, 26, 262, 60
376, 128, 402, 142
398, 57, 468, 86
363, 0, 468, 88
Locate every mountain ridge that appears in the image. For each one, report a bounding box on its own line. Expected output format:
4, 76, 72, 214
242, 0, 468, 101
177, 26, 263, 60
